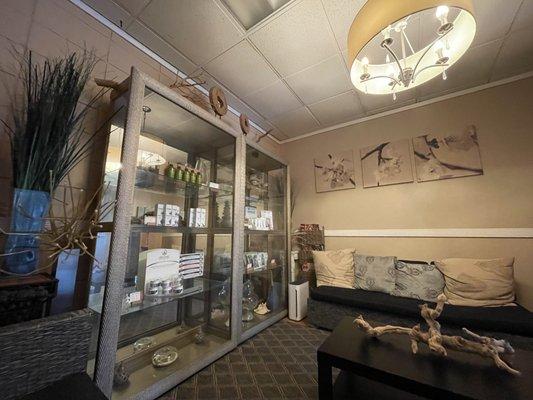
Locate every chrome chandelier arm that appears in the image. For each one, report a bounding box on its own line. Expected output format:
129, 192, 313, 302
361, 75, 401, 87
413, 63, 449, 81
381, 43, 406, 84
412, 26, 453, 80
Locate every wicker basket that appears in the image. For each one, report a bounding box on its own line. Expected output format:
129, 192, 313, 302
0, 308, 94, 399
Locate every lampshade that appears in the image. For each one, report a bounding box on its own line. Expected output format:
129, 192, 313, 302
348, 0, 476, 96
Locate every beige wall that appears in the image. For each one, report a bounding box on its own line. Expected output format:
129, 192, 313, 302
283, 78, 533, 310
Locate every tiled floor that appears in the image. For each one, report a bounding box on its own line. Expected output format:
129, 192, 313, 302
158, 318, 331, 399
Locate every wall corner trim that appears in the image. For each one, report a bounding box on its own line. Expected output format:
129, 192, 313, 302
324, 228, 533, 239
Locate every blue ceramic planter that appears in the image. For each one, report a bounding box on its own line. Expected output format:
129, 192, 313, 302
4, 189, 51, 274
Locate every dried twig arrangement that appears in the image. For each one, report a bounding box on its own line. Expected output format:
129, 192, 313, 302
354, 294, 520, 375
0, 178, 115, 275
169, 71, 210, 111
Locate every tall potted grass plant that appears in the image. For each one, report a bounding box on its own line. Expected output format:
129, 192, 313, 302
2, 51, 105, 274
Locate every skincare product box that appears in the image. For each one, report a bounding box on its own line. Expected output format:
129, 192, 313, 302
138, 248, 181, 296
260, 210, 274, 230
179, 252, 204, 279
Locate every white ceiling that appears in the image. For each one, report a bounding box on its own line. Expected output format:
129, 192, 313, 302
82, 0, 533, 141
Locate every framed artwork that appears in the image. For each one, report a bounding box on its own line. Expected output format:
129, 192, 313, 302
360, 139, 413, 187
412, 126, 483, 182
314, 150, 356, 193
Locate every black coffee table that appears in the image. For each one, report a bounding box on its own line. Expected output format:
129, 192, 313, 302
317, 317, 532, 400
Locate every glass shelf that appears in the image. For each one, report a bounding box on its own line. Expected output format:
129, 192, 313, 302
88, 277, 224, 317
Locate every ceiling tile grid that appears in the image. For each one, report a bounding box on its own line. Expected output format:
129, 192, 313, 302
81, 0, 533, 140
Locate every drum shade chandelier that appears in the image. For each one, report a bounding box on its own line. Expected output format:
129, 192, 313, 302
348, 0, 476, 99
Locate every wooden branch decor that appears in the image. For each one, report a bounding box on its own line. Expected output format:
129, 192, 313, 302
209, 86, 228, 117
354, 294, 520, 375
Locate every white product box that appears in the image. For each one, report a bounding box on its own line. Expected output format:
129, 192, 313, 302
189, 208, 196, 227
260, 210, 273, 230
138, 248, 181, 295
155, 204, 165, 226
199, 208, 206, 227
244, 206, 257, 220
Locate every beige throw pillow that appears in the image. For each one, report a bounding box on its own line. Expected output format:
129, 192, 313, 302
313, 249, 356, 288
435, 257, 515, 306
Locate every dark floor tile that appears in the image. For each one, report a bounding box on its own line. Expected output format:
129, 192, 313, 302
292, 373, 314, 385
235, 373, 254, 385
300, 384, 318, 400
180, 376, 196, 387
196, 374, 214, 386
176, 387, 195, 400
276, 354, 293, 363
260, 385, 283, 399
266, 362, 285, 373
215, 363, 230, 374
281, 385, 305, 399
229, 353, 244, 363
244, 354, 262, 363
219, 385, 239, 399
197, 386, 217, 400
239, 385, 261, 399
254, 372, 274, 384
284, 363, 305, 373
216, 373, 235, 386
231, 362, 248, 374
248, 362, 267, 373
272, 373, 294, 385
261, 354, 276, 363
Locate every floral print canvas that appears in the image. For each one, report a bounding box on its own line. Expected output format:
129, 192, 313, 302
314, 150, 356, 193
412, 126, 483, 182
360, 139, 413, 188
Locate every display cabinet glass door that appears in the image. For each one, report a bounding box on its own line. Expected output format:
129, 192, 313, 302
242, 145, 287, 333
89, 87, 236, 399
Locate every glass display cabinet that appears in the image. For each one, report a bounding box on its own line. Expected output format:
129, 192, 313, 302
240, 145, 289, 341
85, 68, 289, 399
87, 70, 241, 399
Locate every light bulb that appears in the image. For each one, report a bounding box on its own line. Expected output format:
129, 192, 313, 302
361, 56, 369, 74
385, 54, 390, 63
442, 70, 447, 80
392, 92, 397, 101
436, 5, 449, 24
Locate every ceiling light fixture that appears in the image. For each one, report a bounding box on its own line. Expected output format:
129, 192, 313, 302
347, 0, 476, 99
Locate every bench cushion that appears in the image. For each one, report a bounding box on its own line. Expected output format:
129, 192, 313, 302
310, 285, 533, 337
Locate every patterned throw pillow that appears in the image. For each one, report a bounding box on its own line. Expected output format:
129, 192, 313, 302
392, 260, 445, 302
354, 254, 396, 294
312, 249, 356, 289
435, 258, 515, 306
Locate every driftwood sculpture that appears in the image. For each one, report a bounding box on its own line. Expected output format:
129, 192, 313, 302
354, 294, 520, 375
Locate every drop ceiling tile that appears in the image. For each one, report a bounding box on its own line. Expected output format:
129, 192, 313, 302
249, 0, 338, 77
138, 0, 242, 65
359, 89, 416, 115
285, 54, 353, 104
82, 0, 133, 28
126, 20, 198, 75
308, 90, 364, 126
470, 0, 522, 46
511, 0, 533, 32
113, 0, 150, 16
417, 39, 502, 99
244, 80, 302, 119
271, 107, 320, 138
321, 0, 366, 51
492, 27, 533, 80
204, 40, 279, 98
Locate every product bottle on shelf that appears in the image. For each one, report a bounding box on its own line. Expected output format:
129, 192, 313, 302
164, 163, 176, 179
175, 164, 183, 181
